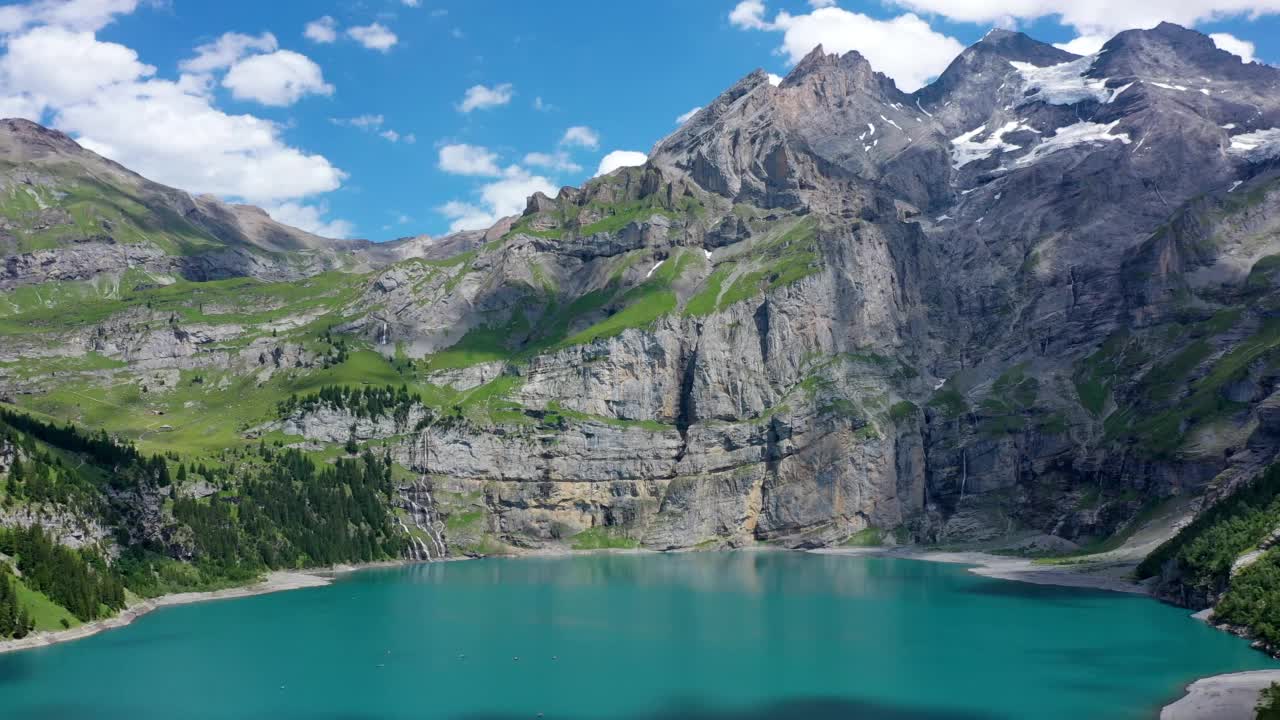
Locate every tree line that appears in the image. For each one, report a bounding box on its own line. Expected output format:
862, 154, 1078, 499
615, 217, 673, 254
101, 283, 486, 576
277, 383, 424, 426
0, 569, 33, 639
1, 406, 407, 620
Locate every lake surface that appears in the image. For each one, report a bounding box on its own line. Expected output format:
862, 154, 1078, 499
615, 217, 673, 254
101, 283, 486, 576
0, 552, 1274, 719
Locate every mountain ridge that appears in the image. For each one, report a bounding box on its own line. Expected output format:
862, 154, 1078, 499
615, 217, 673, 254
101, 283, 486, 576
2, 22, 1280, 636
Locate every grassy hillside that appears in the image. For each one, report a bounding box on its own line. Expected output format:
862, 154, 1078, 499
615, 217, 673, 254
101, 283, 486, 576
12, 574, 82, 631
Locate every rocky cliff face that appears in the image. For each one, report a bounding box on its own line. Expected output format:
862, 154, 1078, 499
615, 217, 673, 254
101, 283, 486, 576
4, 24, 1280, 559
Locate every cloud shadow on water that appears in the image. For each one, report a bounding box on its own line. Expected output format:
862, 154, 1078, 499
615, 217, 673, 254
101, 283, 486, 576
452, 695, 1002, 720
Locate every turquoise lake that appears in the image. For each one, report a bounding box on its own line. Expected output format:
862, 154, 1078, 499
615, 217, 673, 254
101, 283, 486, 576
0, 552, 1274, 719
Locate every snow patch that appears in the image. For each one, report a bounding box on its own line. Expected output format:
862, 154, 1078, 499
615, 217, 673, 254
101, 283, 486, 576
880, 114, 902, 131
702, 249, 712, 261
916, 98, 933, 118
1223, 123, 1237, 130
867, 123, 876, 136
1228, 180, 1243, 193
1010, 57, 1110, 106
646, 260, 665, 279
1015, 121, 1131, 166
1109, 82, 1134, 103
1149, 81, 1188, 91
950, 121, 1032, 169
1227, 128, 1280, 162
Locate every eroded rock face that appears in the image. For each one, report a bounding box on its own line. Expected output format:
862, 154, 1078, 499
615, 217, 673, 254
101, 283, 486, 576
0, 503, 114, 551
7, 24, 1280, 558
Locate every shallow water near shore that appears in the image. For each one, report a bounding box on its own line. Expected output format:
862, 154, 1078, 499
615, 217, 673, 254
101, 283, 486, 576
0, 551, 1273, 719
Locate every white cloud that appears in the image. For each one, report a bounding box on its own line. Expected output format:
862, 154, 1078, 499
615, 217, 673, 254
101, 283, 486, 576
1053, 34, 1108, 55
0, 25, 153, 107
0, 24, 344, 205
438, 143, 502, 176
675, 106, 700, 124
809, 0, 837, 6
348, 23, 397, 52
594, 150, 647, 177
1211, 32, 1256, 63
180, 32, 277, 74
0, 93, 42, 120
889, 1, 1280, 40
729, 3, 965, 92
560, 125, 600, 150
438, 166, 557, 233
332, 114, 384, 129
222, 50, 333, 107
729, 0, 771, 30
0, 0, 138, 34
304, 16, 338, 44
437, 200, 493, 233
332, 114, 413, 142
402, 0, 422, 6
380, 129, 415, 143
523, 150, 582, 173
266, 201, 354, 239
457, 82, 513, 112
533, 96, 554, 112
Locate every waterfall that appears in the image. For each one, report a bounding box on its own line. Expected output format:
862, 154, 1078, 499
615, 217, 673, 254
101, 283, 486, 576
959, 449, 967, 501
396, 517, 430, 561
422, 490, 447, 558
379, 321, 389, 346
400, 476, 447, 561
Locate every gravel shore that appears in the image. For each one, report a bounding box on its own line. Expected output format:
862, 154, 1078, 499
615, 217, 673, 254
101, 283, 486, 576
1161, 670, 1280, 719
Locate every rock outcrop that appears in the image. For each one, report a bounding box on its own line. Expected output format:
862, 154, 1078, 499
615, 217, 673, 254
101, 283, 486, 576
6, 24, 1280, 559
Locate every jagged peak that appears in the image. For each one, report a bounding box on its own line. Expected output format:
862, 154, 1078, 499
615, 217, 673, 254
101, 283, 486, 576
782, 44, 878, 88
649, 68, 773, 158
787, 44, 833, 77
912, 27, 1073, 106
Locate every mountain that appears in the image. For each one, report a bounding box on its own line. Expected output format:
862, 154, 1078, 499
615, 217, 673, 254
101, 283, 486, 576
3, 23, 1280, 624
0, 118, 445, 287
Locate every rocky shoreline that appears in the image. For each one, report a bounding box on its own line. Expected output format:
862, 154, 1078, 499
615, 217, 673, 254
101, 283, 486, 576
810, 547, 1151, 594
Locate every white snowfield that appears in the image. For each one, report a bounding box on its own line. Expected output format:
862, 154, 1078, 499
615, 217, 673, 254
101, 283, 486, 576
950, 121, 1035, 168
1010, 57, 1111, 105
1010, 56, 1211, 107
1227, 128, 1280, 162
1015, 121, 1131, 165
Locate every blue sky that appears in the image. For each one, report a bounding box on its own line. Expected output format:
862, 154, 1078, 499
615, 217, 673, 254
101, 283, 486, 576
1, 0, 1278, 241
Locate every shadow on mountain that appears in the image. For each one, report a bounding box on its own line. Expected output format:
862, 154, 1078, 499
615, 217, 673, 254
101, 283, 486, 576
452, 696, 1000, 720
